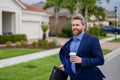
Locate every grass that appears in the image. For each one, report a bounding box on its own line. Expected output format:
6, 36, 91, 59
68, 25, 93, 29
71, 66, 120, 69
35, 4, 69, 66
102, 49, 111, 55
110, 38, 120, 42
98, 36, 111, 40
0, 49, 111, 80
0, 54, 60, 80
0, 48, 43, 59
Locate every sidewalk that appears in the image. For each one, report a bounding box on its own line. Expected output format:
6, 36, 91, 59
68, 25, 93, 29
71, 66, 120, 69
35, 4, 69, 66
0, 35, 120, 68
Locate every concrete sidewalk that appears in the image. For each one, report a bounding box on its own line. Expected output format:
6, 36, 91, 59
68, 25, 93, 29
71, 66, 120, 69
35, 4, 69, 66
0, 35, 120, 68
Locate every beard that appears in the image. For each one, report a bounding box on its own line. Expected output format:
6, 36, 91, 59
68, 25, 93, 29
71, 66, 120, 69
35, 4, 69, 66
72, 28, 82, 36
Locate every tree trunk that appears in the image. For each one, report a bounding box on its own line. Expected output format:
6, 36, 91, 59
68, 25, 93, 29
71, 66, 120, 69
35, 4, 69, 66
76, 0, 80, 14
43, 32, 46, 40
55, 12, 59, 37
85, 6, 88, 31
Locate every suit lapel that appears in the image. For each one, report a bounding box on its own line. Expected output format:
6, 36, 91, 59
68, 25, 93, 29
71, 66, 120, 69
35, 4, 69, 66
77, 33, 88, 54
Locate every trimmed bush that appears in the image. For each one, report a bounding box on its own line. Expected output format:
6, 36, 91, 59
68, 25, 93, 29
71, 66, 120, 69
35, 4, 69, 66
0, 35, 12, 44
6, 41, 13, 47
88, 27, 107, 37
88, 27, 100, 37
21, 40, 28, 47
12, 34, 27, 43
0, 34, 27, 44
38, 39, 49, 48
100, 30, 106, 36
49, 42, 57, 48
32, 41, 38, 48
16, 41, 22, 47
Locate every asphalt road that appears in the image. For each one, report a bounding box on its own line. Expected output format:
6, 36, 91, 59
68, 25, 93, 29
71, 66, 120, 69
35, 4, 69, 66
100, 49, 120, 80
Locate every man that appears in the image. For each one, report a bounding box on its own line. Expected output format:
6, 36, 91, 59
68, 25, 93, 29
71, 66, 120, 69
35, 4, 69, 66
59, 15, 105, 80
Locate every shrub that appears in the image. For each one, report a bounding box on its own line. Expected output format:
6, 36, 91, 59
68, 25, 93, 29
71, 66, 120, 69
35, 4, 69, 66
0, 34, 27, 44
52, 38, 60, 47
59, 23, 72, 38
32, 41, 38, 48
100, 30, 106, 36
16, 41, 22, 47
0, 35, 12, 44
21, 40, 28, 47
38, 39, 49, 48
49, 42, 57, 48
6, 41, 13, 47
88, 27, 100, 37
12, 34, 27, 43
58, 32, 68, 38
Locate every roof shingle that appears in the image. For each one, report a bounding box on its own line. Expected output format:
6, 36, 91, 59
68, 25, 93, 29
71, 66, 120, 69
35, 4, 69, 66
20, 1, 51, 14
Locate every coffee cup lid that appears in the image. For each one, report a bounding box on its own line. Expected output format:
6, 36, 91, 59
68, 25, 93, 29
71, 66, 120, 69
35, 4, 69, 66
69, 52, 76, 56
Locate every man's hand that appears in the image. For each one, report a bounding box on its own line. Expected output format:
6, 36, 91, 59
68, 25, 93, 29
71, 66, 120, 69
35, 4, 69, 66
59, 64, 65, 71
70, 56, 82, 64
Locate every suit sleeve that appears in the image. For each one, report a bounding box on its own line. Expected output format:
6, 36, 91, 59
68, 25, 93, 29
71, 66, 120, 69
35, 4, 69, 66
59, 47, 66, 65
81, 37, 104, 67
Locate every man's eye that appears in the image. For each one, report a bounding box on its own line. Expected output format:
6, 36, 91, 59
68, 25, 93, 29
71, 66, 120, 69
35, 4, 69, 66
72, 24, 80, 26
76, 24, 79, 26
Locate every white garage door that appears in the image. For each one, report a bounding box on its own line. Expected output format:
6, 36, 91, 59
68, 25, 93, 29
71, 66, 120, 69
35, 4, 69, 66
21, 21, 42, 39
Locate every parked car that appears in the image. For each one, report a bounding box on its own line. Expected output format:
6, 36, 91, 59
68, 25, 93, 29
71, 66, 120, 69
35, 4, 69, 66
100, 26, 120, 34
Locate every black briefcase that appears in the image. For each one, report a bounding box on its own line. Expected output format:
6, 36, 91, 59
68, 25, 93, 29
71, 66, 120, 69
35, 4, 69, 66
49, 66, 68, 80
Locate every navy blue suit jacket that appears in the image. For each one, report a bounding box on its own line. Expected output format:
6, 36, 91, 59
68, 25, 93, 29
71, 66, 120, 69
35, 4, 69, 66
59, 33, 105, 80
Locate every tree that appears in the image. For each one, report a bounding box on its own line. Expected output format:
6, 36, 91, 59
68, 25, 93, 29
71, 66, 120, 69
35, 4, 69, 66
68, 0, 110, 30
41, 23, 49, 40
88, 6, 107, 27
44, 0, 65, 36
44, 0, 110, 34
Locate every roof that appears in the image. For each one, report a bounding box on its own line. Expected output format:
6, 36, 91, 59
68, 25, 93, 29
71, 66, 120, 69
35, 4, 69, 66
20, 0, 51, 14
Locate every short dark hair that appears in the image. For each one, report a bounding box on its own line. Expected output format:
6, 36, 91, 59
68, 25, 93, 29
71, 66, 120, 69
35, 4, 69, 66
71, 15, 85, 25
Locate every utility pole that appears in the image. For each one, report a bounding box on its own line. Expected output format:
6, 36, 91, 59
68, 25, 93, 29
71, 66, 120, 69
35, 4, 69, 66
114, 6, 117, 40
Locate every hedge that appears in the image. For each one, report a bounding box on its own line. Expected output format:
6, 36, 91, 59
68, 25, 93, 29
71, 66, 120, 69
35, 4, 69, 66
0, 34, 27, 44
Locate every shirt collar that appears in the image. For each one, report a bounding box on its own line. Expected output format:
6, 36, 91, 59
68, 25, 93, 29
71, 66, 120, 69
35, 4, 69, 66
73, 31, 85, 41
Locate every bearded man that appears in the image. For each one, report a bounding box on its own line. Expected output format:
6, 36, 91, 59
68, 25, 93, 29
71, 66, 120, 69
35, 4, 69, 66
59, 15, 105, 80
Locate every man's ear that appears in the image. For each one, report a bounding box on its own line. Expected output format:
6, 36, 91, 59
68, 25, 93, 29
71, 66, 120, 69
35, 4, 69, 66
83, 25, 86, 30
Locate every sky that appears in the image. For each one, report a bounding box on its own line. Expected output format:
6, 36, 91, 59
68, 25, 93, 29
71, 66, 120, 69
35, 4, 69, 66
21, 0, 120, 13
21, 0, 45, 4
97, 0, 120, 13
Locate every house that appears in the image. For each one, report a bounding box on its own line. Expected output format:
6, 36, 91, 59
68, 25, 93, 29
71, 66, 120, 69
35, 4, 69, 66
88, 11, 119, 27
106, 11, 119, 26
0, 0, 51, 40
33, 1, 72, 36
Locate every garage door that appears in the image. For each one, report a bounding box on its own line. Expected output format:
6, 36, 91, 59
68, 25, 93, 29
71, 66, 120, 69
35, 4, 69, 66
21, 21, 42, 39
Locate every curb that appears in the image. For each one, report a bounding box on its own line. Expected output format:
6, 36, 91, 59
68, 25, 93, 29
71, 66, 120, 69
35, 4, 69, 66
104, 47, 120, 62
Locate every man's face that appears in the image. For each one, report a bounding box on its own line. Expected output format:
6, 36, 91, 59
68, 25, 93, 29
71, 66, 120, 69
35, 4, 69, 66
72, 20, 85, 36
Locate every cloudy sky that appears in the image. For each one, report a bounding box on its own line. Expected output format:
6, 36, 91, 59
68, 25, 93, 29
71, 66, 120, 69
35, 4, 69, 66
97, 0, 120, 12
21, 0, 120, 13
21, 0, 45, 4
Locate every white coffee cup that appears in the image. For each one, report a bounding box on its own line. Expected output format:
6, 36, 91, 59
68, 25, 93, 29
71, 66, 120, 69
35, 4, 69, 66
69, 52, 76, 56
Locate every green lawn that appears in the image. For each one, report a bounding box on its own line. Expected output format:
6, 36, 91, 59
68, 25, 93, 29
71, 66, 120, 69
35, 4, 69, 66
0, 49, 111, 80
98, 36, 111, 40
0, 48, 42, 59
0, 54, 60, 80
110, 38, 120, 42
102, 49, 111, 55
0, 48, 110, 60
